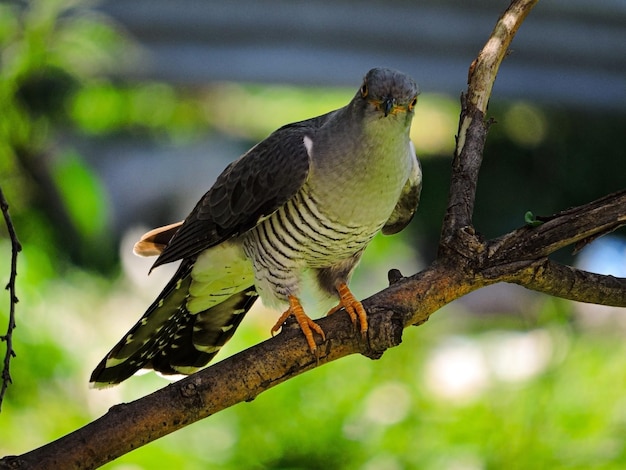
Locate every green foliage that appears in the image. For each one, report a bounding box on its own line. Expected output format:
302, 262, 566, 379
0, 0, 130, 271
51, 151, 109, 238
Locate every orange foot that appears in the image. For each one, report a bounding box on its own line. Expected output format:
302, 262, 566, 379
271, 295, 326, 352
326, 282, 368, 336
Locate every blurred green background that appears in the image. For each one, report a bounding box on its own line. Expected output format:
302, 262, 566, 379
1, 1, 626, 469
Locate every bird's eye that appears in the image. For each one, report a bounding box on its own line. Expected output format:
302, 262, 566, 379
408, 96, 418, 111
360, 83, 368, 98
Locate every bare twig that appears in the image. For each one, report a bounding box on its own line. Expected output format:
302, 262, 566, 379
0, 184, 21, 412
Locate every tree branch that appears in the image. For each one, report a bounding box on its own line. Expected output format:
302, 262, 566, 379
0, 184, 21, 413
441, 0, 539, 243
510, 259, 626, 307
398, 190, 626, 327
4, 0, 626, 468
487, 189, 626, 262
480, 189, 626, 307
467, 0, 537, 114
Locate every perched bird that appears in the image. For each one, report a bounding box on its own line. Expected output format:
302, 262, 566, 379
90, 67, 421, 387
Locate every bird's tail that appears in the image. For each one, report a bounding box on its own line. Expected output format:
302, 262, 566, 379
90, 259, 258, 387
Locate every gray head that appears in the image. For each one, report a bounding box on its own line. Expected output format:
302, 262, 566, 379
353, 68, 420, 119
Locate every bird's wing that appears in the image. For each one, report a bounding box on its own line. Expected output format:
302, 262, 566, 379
382, 142, 422, 235
152, 119, 327, 268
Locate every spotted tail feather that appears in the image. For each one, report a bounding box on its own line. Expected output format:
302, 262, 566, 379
90, 259, 258, 387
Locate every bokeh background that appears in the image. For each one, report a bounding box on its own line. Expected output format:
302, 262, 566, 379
1, 0, 626, 468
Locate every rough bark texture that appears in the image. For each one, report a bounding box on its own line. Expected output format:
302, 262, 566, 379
3, 1, 626, 468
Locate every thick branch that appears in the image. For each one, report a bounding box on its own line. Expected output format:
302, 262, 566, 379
511, 259, 626, 307
1, 261, 470, 470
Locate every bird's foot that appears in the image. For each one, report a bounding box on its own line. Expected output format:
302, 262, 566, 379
326, 283, 368, 337
271, 295, 325, 352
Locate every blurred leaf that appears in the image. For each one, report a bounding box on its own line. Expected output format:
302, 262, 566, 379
0, 4, 20, 45
204, 83, 352, 140
55, 13, 132, 77
50, 151, 109, 238
129, 82, 177, 128
70, 82, 129, 133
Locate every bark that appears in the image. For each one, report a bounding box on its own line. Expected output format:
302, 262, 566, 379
3, 1, 625, 468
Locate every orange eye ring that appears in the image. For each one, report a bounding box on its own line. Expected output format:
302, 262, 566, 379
408, 96, 418, 111
360, 83, 368, 98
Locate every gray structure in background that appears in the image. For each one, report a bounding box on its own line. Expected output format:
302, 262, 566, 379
99, 0, 626, 110
89, 0, 626, 232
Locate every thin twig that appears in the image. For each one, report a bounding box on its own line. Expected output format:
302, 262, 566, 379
0, 184, 21, 412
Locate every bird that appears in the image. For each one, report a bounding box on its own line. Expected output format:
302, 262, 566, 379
90, 67, 421, 387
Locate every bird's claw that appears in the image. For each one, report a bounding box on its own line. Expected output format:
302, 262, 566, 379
272, 296, 325, 353
327, 282, 368, 337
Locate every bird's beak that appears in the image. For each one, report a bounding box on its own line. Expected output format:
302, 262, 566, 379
382, 97, 395, 117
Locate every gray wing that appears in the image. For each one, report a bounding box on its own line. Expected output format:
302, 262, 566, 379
152, 117, 332, 268
382, 142, 422, 235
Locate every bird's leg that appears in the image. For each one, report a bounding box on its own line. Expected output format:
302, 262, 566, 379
271, 295, 326, 352
326, 282, 368, 336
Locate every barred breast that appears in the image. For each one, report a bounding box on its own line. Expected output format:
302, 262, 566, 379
241, 183, 384, 310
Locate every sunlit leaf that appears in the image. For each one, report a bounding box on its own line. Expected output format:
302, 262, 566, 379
51, 151, 109, 237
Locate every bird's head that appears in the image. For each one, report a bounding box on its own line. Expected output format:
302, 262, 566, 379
356, 68, 420, 120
